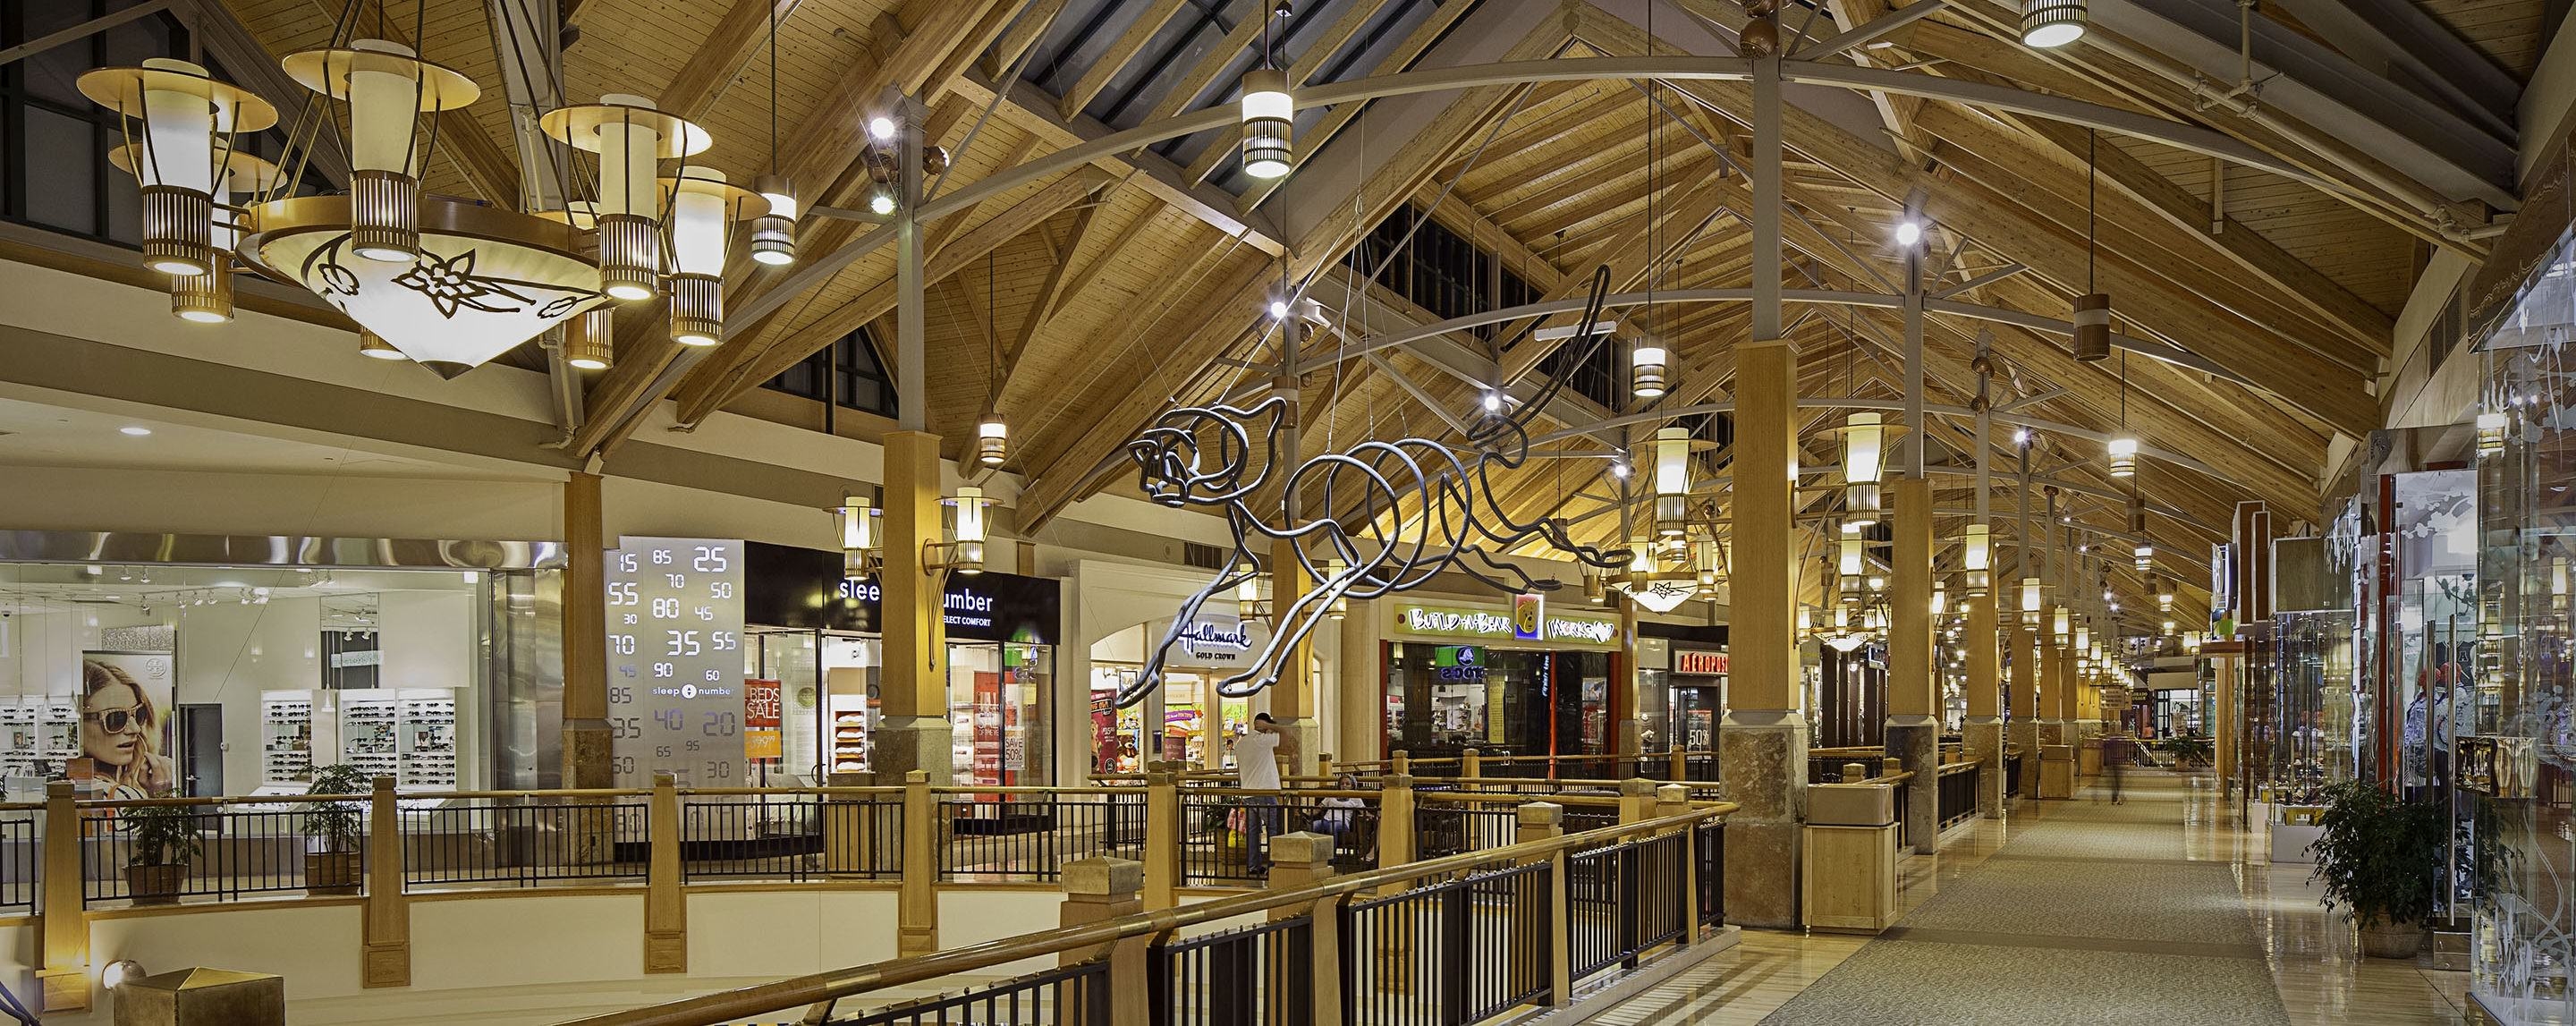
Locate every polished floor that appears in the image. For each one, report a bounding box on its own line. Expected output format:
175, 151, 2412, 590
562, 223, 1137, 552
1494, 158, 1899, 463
1601, 768, 2484, 1026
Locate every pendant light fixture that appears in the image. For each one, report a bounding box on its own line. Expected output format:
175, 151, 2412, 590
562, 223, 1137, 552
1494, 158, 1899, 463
750, 2, 798, 267
1653, 426, 1691, 536
1840, 523, 1867, 603
546, 95, 714, 301
1239, 4, 1293, 179
2074, 130, 2111, 362
564, 306, 615, 370
80, 58, 278, 276
661, 166, 767, 346
2157, 579, 2175, 614
2022, 0, 2088, 48
284, 41, 479, 265
1963, 523, 1992, 598
1840, 412, 1886, 526
977, 251, 1009, 466
2129, 488, 2153, 572
2109, 351, 2139, 478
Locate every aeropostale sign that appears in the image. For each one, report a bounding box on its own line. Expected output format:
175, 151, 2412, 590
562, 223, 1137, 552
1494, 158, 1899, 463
1674, 650, 1729, 675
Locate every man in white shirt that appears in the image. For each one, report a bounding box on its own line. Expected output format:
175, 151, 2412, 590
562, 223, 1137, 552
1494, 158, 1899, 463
1234, 714, 1284, 874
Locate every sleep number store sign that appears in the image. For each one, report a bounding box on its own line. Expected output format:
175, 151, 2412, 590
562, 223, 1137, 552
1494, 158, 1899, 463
605, 537, 748, 789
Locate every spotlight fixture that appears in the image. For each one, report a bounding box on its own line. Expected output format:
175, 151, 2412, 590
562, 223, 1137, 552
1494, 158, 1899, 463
1894, 218, 1922, 247
1610, 459, 1631, 479
103, 959, 145, 990
867, 182, 898, 216
119, 426, 154, 437
1267, 299, 1291, 319
1481, 390, 1504, 413
868, 115, 896, 141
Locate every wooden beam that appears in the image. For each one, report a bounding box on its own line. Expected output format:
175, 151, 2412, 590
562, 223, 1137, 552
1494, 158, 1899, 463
659, 0, 800, 121
1059, 0, 1192, 120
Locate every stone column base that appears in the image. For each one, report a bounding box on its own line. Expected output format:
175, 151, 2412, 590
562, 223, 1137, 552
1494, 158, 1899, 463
871, 716, 955, 785
2009, 720, 2040, 799
1962, 717, 2005, 818
1719, 711, 1809, 928
1271, 717, 1323, 779
1884, 716, 1938, 853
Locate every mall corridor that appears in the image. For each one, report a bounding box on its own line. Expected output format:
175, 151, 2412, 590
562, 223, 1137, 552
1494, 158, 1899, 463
1599, 771, 2480, 1026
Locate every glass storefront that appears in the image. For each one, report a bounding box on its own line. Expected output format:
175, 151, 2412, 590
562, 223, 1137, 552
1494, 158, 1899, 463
1375, 595, 1626, 761
2470, 254, 2576, 1022
740, 542, 1060, 787
0, 550, 555, 799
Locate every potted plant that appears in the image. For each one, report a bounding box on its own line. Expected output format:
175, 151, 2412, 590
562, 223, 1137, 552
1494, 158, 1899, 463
2164, 733, 2213, 768
2309, 781, 2445, 958
123, 804, 200, 906
302, 764, 369, 895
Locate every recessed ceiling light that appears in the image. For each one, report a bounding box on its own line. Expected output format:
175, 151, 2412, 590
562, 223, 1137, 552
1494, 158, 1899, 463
118, 426, 153, 437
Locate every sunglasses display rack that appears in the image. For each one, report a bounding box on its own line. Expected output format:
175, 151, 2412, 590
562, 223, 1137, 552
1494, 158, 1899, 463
261, 691, 318, 784
339, 695, 402, 780
1, 698, 80, 780
397, 690, 458, 788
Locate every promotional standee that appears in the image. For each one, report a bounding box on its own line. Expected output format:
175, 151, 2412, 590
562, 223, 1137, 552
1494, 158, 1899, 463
604, 538, 748, 790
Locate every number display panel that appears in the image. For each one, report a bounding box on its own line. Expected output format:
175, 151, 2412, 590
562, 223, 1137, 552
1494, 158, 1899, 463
605, 538, 747, 788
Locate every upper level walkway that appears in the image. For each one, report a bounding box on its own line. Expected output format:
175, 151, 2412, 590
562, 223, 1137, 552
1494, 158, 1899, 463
1600, 769, 2479, 1026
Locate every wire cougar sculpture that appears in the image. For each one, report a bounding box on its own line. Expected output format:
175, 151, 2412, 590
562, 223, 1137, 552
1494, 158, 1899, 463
1115, 267, 1632, 709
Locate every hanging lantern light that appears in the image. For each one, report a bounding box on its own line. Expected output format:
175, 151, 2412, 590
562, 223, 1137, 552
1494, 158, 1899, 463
1240, 68, 1292, 179
1654, 426, 1691, 536
2182, 631, 2202, 654
2133, 540, 2154, 572
284, 41, 480, 264
976, 411, 1009, 467
2022, 1, 2089, 49
2072, 293, 2112, 361
564, 306, 615, 370
838, 495, 882, 579
1696, 537, 1728, 591
1324, 558, 1350, 620
2052, 605, 2072, 645
80, 58, 279, 276
750, 174, 799, 267
2107, 435, 2139, 478
545, 94, 713, 301
1839, 412, 1885, 526
661, 166, 767, 346
1962, 523, 1991, 598
2074, 623, 2090, 652
2478, 411, 2508, 457
169, 256, 235, 324
1839, 530, 1866, 602
2021, 577, 2043, 628
1632, 343, 1669, 398
358, 330, 407, 361
1236, 570, 1273, 618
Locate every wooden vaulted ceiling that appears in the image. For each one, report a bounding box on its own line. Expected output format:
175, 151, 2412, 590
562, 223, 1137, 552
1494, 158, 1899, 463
213, 0, 2546, 627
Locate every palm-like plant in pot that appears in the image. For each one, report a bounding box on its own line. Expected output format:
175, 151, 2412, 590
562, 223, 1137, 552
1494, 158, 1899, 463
302, 764, 369, 895
122, 804, 200, 906
2309, 781, 2445, 958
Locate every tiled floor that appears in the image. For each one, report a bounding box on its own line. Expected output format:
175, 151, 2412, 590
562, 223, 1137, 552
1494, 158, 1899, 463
1597, 769, 2485, 1025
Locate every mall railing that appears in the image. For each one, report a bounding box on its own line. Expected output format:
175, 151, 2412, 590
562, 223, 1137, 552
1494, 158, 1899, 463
1328, 748, 1721, 784
555, 796, 1735, 1026
1936, 760, 1981, 830
2004, 748, 2028, 795
1, 801, 37, 917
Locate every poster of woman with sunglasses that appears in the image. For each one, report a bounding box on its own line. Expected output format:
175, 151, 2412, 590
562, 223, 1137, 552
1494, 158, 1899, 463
72, 654, 178, 799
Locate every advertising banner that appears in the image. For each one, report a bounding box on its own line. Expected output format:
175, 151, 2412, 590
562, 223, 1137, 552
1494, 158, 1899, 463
744, 678, 784, 761
75, 651, 179, 799
606, 538, 748, 788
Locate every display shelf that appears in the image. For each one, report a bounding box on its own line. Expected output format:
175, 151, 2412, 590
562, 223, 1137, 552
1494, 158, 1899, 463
261, 691, 317, 785
828, 697, 869, 775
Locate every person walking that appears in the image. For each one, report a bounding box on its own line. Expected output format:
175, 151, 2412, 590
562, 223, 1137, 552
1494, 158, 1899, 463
2103, 733, 2129, 805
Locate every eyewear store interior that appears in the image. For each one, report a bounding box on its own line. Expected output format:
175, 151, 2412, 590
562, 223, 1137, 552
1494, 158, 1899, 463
736, 542, 1060, 788
1377, 599, 1627, 766
0, 545, 536, 801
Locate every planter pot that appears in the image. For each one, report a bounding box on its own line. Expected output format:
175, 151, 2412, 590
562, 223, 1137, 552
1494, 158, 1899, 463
2359, 919, 2425, 959
305, 850, 363, 895
125, 862, 188, 906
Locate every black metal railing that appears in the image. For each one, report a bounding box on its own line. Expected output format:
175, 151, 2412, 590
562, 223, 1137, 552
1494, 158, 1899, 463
682, 794, 900, 882
831, 959, 1110, 1024
0, 811, 34, 915
83, 805, 361, 906
2004, 750, 2027, 795
1936, 764, 1981, 830
1694, 819, 1724, 927
1630, 831, 1690, 953
1411, 801, 1520, 861
403, 799, 649, 890
1156, 913, 1313, 1025
942, 793, 1139, 883
1340, 860, 1554, 1024
1179, 791, 1377, 886
1564, 841, 1630, 981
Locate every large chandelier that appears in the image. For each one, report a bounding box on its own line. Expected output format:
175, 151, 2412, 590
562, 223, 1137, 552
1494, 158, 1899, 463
83, 26, 782, 378
1611, 540, 1698, 614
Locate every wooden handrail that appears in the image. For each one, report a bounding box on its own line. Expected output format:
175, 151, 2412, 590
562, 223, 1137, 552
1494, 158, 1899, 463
555, 802, 1737, 1026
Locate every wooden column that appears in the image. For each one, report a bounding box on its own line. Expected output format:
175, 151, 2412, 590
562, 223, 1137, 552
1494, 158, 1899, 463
1717, 332, 1805, 928
877, 430, 952, 783
1885, 476, 1936, 852
1142, 768, 1179, 910
1964, 581, 2005, 818
644, 773, 686, 972
1059, 857, 1148, 1024
1268, 534, 1317, 776
2012, 620, 2043, 798
363, 776, 411, 988
37, 781, 88, 1012
562, 471, 610, 788
899, 770, 939, 954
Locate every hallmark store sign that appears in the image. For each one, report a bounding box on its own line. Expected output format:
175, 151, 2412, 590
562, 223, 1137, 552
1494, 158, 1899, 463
1391, 602, 1622, 649
1151, 615, 1275, 671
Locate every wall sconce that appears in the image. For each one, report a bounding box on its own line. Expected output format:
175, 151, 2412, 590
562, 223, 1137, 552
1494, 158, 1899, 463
2074, 623, 2090, 652
926, 486, 991, 574
837, 495, 881, 580
1931, 581, 1947, 617
1962, 523, 1990, 598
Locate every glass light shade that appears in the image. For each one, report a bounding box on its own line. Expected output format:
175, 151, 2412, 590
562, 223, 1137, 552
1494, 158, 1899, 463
2052, 606, 2071, 643
839, 496, 880, 553
1631, 344, 1668, 397
750, 174, 798, 267
2107, 435, 2139, 478
1840, 537, 1864, 578
139, 64, 219, 195
343, 40, 424, 174
667, 168, 735, 276
594, 94, 667, 216
1797, 606, 1814, 634
977, 411, 1008, 466
2020, 577, 2042, 625
948, 486, 989, 544
2477, 411, 2507, 456
2022, 0, 2088, 47
1653, 426, 1690, 535
2158, 588, 2174, 613
80, 59, 280, 276
2075, 624, 2090, 651
1239, 68, 1292, 179
1842, 412, 1884, 524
